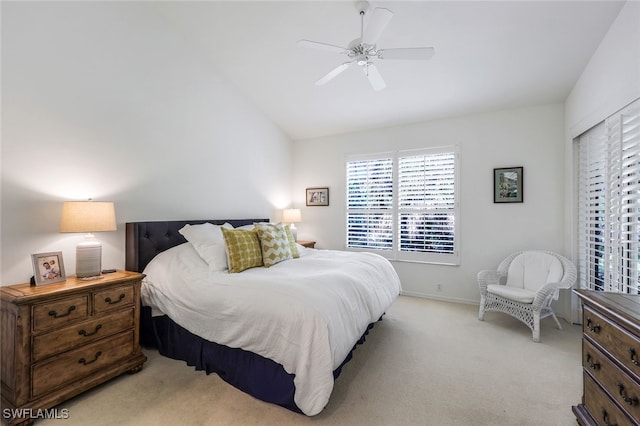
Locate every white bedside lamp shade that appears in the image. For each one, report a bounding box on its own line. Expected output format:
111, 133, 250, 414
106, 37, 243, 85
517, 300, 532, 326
283, 208, 301, 241
60, 201, 116, 278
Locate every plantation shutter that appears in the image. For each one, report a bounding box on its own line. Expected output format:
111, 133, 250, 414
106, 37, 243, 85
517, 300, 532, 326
616, 101, 640, 293
578, 99, 640, 293
397, 149, 457, 263
346, 155, 394, 251
578, 122, 608, 291
346, 147, 459, 264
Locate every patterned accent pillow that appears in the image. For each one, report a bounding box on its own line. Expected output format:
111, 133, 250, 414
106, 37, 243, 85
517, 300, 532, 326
283, 224, 300, 259
220, 227, 263, 273
254, 223, 293, 267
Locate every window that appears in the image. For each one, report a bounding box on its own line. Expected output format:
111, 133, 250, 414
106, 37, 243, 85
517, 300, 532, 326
578, 99, 640, 293
346, 147, 459, 264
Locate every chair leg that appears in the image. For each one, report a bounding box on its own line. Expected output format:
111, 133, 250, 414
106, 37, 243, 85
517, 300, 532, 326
550, 310, 563, 330
533, 311, 541, 343
478, 296, 485, 321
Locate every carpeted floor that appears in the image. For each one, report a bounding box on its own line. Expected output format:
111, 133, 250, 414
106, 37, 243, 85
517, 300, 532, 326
39, 295, 583, 425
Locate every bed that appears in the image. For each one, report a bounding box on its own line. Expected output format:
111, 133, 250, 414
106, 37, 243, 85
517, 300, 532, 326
125, 219, 401, 416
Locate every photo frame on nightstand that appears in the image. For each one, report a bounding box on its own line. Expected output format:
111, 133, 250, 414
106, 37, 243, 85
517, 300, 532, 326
31, 251, 66, 285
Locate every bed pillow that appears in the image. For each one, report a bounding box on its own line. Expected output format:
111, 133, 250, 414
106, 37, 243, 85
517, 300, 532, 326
283, 224, 300, 259
178, 222, 232, 271
221, 227, 264, 273
254, 223, 293, 267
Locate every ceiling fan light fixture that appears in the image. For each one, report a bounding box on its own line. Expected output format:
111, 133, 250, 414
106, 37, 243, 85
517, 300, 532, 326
298, 2, 435, 90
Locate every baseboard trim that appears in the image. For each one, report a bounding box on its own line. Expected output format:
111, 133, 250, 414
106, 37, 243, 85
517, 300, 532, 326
400, 290, 478, 306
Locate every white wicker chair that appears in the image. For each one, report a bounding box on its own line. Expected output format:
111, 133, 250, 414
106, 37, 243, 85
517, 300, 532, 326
477, 250, 577, 342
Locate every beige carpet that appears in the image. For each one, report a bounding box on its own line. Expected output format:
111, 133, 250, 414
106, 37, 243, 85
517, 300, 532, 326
40, 296, 582, 425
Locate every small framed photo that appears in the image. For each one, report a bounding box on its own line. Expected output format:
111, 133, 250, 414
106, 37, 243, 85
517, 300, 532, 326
32, 251, 66, 285
306, 187, 329, 206
494, 167, 523, 203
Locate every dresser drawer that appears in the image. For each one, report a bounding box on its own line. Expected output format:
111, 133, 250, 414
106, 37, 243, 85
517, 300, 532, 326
31, 330, 135, 397
583, 339, 640, 423
93, 284, 134, 314
32, 309, 135, 362
583, 306, 640, 380
32, 295, 89, 332
584, 372, 635, 426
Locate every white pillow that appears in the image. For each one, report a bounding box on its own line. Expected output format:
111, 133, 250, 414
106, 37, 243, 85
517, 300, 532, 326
178, 222, 233, 271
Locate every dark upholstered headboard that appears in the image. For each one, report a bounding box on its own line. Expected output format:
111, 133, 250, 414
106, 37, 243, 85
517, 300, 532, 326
125, 219, 268, 273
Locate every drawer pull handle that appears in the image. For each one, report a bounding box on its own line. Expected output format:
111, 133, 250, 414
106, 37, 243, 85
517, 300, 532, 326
48, 305, 76, 318
105, 293, 126, 305
617, 383, 639, 406
78, 351, 102, 366
601, 409, 618, 426
586, 353, 601, 370
630, 347, 640, 366
78, 324, 102, 337
586, 317, 601, 333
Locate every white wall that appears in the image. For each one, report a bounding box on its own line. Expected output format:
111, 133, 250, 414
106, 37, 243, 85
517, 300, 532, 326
293, 104, 566, 304
565, 0, 640, 139
1, 2, 293, 285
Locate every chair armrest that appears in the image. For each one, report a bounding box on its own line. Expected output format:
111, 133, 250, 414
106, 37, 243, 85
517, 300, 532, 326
478, 269, 500, 295
532, 282, 563, 309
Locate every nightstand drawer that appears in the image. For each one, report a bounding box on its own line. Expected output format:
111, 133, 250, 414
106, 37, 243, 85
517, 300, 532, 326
583, 339, 640, 422
93, 284, 134, 314
31, 330, 135, 397
583, 305, 640, 379
32, 309, 135, 362
32, 295, 89, 332
584, 372, 634, 426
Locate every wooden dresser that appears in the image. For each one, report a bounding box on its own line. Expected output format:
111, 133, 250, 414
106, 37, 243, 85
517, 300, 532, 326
573, 290, 640, 426
1, 271, 147, 426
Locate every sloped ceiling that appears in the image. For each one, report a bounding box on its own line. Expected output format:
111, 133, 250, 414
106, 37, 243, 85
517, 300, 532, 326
152, 1, 625, 140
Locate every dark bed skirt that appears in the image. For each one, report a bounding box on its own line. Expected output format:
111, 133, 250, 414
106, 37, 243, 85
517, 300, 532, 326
140, 306, 378, 414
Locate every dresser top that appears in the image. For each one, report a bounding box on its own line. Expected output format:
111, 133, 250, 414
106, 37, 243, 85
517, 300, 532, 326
574, 289, 640, 330
1, 270, 144, 304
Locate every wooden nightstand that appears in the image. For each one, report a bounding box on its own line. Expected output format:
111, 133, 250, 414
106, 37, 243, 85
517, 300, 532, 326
297, 240, 316, 248
1, 270, 147, 426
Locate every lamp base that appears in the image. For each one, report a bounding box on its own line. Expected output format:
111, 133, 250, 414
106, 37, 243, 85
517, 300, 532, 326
76, 237, 102, 278
290, 224, 298, 241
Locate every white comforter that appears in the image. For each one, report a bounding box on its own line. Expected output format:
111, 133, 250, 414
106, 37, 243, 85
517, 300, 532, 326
141, 243, 401, 415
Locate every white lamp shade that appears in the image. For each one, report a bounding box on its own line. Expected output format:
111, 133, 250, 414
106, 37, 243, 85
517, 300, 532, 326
60, 201, 117, 233
283, 209, 302, 223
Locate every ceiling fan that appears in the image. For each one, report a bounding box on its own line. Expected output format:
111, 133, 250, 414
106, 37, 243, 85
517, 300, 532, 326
297, 1, 435, 91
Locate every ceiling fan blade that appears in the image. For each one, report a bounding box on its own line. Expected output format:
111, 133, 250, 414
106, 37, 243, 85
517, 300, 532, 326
315, 62, 353, 86
363, 63, 386, 91
377, 47, 435, 60
297, 39, 348, 54
362, 8, 393, 45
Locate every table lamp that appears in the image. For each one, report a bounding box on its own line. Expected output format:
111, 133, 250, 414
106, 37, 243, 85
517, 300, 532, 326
282, 208, 301, 241
60, 200, 116, 278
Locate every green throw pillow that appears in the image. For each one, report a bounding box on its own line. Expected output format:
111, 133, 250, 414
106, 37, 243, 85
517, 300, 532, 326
254, 223, 293, 267
221, 227, 263, 273
283, 224, 300, 259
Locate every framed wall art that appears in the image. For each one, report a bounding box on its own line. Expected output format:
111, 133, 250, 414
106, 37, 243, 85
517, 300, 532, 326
494, 167, 523, 203
306, 187, 329, 206
31, 251, 66, 285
